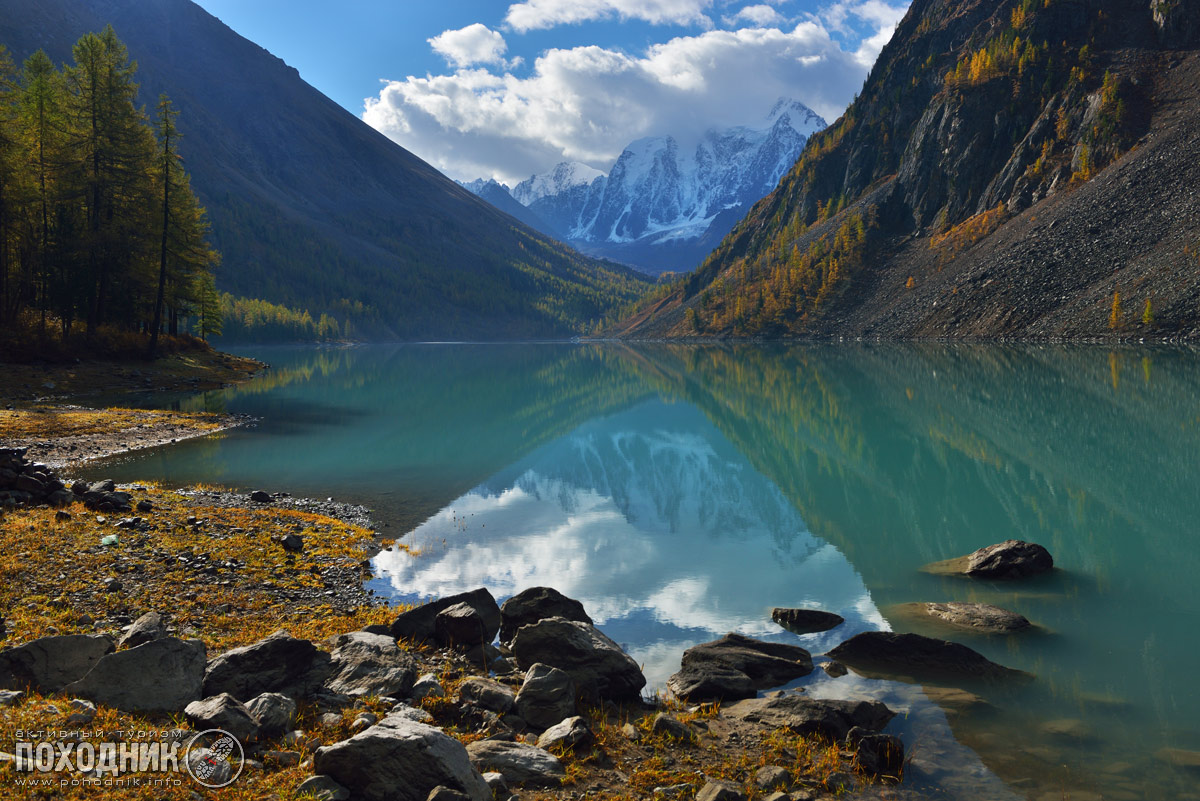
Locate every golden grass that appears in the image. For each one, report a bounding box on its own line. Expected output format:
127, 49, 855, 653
0, 406, 223, 443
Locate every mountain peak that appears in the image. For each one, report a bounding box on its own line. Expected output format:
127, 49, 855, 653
766, 98, 827, 138
512, 161, 605, 205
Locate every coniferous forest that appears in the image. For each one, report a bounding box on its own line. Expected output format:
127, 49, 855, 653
0, 26, 220, 356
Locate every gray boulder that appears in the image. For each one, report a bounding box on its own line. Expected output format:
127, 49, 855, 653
515, 663, 576, 730
465, 740, 565, 787
499, 587, 592, 644
458, 677, 515, 714
296, 775, 350, 801
697, 779, 746, 801
314, 712, 490, 801
726, 694, 895, 741
390, 589, 501, 644
510, 618, 645, 701
770, 608, 844, 635
185, 693, 261, 742
64, 637, 205, 713
435, 603, 488, 649
325, 631, 417, 698
117, 611, 166, 649
651, 713, 695, 742
827, 631, 1031, 683
246, 692, 297, 737
0, 634, 114, 693
536, 716, 591, 751
203, 630, 332, 701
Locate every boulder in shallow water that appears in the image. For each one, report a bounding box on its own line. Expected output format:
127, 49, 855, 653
926, 540, 1053, 579
678, 633, 812, 690
904, 602, 1031, 633
827, 631, 1031, 683
770, 608, 844, 635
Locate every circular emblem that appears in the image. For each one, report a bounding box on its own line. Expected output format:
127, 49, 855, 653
184, 728, 244, 789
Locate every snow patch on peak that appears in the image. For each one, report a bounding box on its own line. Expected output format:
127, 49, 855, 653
767, 97, 827, 138
512, 161, 605, 205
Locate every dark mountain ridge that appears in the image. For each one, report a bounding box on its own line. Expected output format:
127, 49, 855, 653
615, 0, 1200, 340
0, 0, 648, 340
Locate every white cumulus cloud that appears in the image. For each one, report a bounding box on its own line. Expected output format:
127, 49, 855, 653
428, 23, 515, 69
363, 3, 910, 185
723, 4, 786, 27
504, 0, 713, 32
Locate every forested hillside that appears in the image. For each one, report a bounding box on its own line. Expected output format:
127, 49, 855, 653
616, 0, 1200, 340
0, 28, 219, 356
0, 0, 649, 342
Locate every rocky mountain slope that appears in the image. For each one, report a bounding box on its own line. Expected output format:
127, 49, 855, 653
466, 101, 826, 276
0, 0, 648, 340
615, 0, 1200, 339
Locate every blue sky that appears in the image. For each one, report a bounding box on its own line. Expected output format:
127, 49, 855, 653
193, 0, 909, 185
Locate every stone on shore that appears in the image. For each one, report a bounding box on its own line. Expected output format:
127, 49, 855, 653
465, 740, 565, 787
246, 692, 298, 737
515, 663, 576, 730
203, 630, 332, 701
510, 618, 645, 701
726, 694, 895, 741
0, 634, 115, 693
458, 677, 515, 714
827, 631, 1030, 683
435, 603, 489, 650
770, 608, 845, 635
537, 716, 591, 751
313, 712, 490, 801
905, 602, 1031, 633
667, 664, 757, 702
696, 779, 746, 801
390, 589, 501, 644
117, 611, 167, 649
325, 631, 417, 698
499, 587, 592, 644
296, 775, 350, 801
185, 693, 261, 741
63, 637, 206, 713
846, 727, 904, 778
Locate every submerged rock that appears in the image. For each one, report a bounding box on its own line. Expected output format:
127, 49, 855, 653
827, 631, 1030, 683
770, 608, 845, 635
904, 602, 1031, 633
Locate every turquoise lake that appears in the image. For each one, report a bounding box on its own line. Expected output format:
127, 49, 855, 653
87, 343, 1200, 801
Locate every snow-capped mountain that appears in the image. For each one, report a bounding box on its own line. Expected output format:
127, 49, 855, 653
461, 99, 826, 275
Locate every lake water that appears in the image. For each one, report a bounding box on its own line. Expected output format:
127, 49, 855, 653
88, 343, 1200, 801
